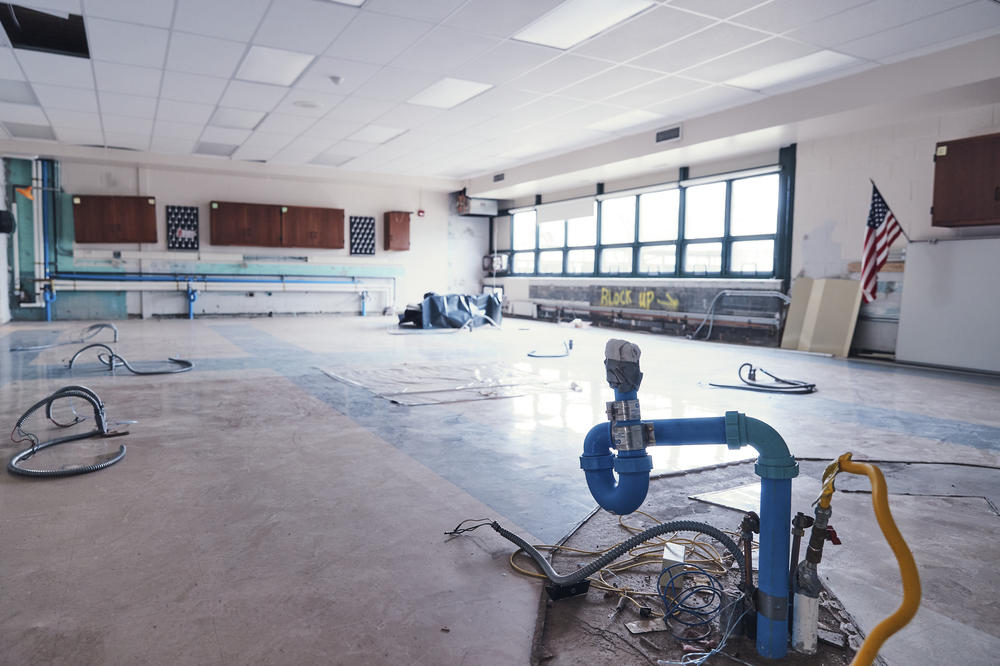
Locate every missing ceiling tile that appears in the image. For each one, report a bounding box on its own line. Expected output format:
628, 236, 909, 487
0, 4, 90, 59
194, 141, 238, 157
3, 121, 55, 139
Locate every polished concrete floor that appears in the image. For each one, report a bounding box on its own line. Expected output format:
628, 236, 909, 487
1, 315, 998, 664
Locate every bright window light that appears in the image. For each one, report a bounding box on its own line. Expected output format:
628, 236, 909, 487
514, 0, 655, 50
408, 77, 493, 109
237, 46, 314, 86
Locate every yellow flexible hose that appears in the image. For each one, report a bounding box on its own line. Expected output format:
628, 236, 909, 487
832, 453, 921, 666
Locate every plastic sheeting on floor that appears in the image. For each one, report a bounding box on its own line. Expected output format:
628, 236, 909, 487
398, 292, 502, 329
320, 361, 575, 405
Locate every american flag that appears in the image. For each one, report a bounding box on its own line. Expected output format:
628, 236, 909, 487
861, 184, 903, 303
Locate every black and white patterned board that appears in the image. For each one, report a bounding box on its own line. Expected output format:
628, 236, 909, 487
350, 215, 376, 255
166, 205, 199, 251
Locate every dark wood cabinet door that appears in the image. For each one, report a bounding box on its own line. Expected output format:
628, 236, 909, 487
384, 211, 410, 251
73, 195, 156, 243
210, 201, 282, 246
932, 133, 1000, 227
281, 206, 344, 248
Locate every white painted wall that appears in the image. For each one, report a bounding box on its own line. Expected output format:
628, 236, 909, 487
446, 193, 490, 295
792, 103, 1000, 278
58, 160, 471, 315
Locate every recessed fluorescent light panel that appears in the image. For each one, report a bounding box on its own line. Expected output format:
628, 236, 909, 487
323, 0, 366, 5
0, 79, 39, 105
210, 107, 266, 130
194, 141, 238, 157
408, 77, 492, 109
726, 50, 858, 91
514, 0, 655, 49
3, 121, 56, 140
237, 46, 315, 86
586, 109, 662, 132
349, 124, 406, 143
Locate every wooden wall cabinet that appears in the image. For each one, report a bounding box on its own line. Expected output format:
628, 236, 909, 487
73, 194, 157, 243
932, 132, 1000, 227
384, 211, 410, 251
210, 201, 282, 247
281, 206, 344, 249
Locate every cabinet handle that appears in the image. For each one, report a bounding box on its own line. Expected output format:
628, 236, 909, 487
995, 186, 999, 201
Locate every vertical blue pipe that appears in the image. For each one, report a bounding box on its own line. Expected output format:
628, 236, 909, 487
41, 159, 50, 279
186, 285, 197, 320
756, 477, 792, 659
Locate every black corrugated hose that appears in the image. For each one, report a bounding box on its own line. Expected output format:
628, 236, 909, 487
68, 343, 193, 375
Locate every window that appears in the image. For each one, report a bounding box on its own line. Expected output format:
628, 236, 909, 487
600, 195, 635, 245
499, 162, 787, 279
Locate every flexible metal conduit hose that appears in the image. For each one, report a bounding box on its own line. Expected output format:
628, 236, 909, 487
688, 290, 791, 341
8, 322, 119, 352
8, 386, 126, 478
489, 519, 746, 586
68, 343, 194, 375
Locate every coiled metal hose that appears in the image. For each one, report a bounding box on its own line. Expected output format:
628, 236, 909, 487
68, 343, 193, 375
9, 323, 119, 352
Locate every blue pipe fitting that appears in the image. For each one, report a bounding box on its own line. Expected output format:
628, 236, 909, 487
724, 411, 799, 480
43, 285, 56, 321
579, 424, 652, 515
186, 285, 198, 320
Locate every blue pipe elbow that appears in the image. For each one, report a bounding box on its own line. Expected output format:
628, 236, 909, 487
580, 423, 653, 515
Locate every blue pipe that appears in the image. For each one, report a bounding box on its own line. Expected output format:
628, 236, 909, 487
580, 410, 798, 659
187, 285, 197, 320
43, 286, 55, 322
41, 160, 51, 279
51, 272, 357, 285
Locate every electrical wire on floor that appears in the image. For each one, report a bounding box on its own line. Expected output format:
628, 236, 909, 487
527, 340, 572, 358
446, 511, 754, 621
8, 385, 130, 477
8, 322, 119, 352
67, 343, 194, 375
709, 362, 816, 394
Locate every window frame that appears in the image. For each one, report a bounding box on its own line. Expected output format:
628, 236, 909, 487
501, 161, 790, 280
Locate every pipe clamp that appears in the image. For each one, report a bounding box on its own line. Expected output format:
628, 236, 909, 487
606, 399, 641, 424
756, 589, 788, 621
612, 423, 655, 451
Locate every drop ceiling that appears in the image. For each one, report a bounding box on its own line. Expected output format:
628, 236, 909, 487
0, 0, 997, 184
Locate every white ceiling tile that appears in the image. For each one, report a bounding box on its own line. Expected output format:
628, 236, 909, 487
272, 90, 345, 117
283, 134, 336, 154
33, 83, 98, 112
347, 124, 406, 143
506, 95, 582, 126
160, 71, 228, 105
232, 144, 283, 161
732, 0, 871, 35
550, 103, 633, 129
294, 57, 380, 95
0, 101, 49, 123
240, 131, 294, 150
18, 0, 80, 12
380, 128, 439, 152
323, 96, 394, 122
647, 84, 764, 121
270, 148, 323, 164
631, 22, 770, 73
837, 1, 1000, 62
254, 0, 358, 53
370, 103, 443, 129
789, 0, 972, 48
361, 0, 466, 22
351, 67, 440, 103
166, 33, 246, 78
310, 152, 353, 167
102, 114, 153, 134
201, 125, 252, 144
153, 119, 205, 140
255, 112, 316, 134
509, 54, 613, 93
150, 136, 197, 154
220, 81, 288, 112
100, 91, 158, 118
0, 48, 25, 81
55, 127, 105, 145
84, 0, 176, 28
574, 6, 716, 62
557, 65, 665, 101
102, 131, 151, 150
444, 0, 563, 38
682, 37, 817, 82
667, 0, 771, 20
416, 108, 488, 134
93, 61, 161, 97
156, 98, 216, 124
327, 140, 377, 157
210, 107, 265, 129
452, 40, 560, 86
300, 117, 363, 141
16, 50, 94, 88
86, 17, 169, 68
46, 109, 102, 130
325, 12, 433, 64
605, 75, 707, 108
585, 109, 663, 133
173, 0, 270, 42
452, 86, 537, 116
392, 26, 501, 73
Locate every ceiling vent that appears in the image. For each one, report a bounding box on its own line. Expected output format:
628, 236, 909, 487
0, 4, 90, 59
655, 125, 682, 143
493, 173, 505, 183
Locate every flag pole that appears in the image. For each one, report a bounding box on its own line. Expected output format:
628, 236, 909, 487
869, 178, 911, 243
